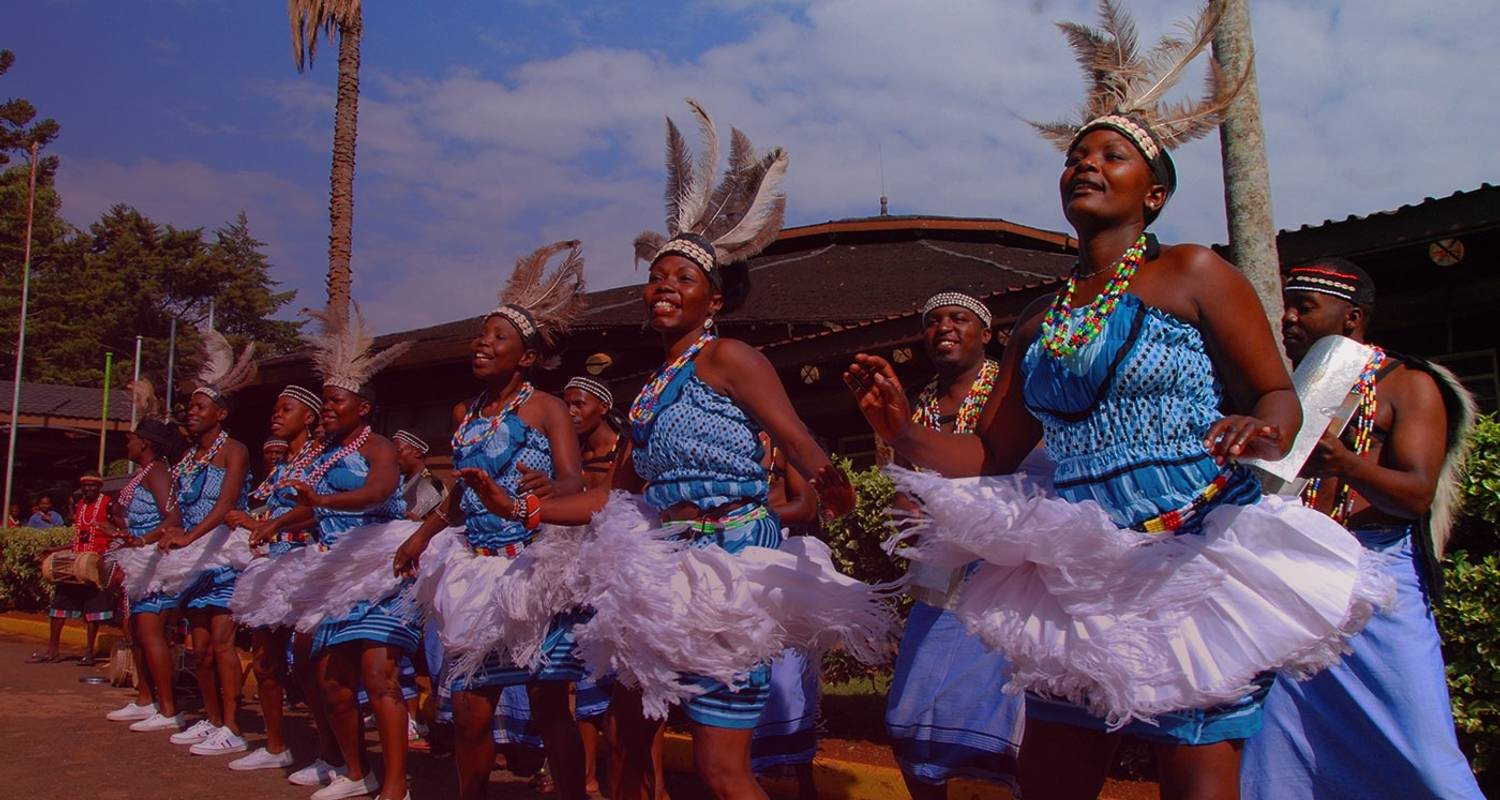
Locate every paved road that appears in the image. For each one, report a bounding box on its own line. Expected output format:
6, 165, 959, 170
0, 634, 708, 799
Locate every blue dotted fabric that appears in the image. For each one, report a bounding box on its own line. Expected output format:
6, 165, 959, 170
631, 362, 768, 512
1023, 294, 1257, 528
452, 405, 553, 550
175, 464, 248, 529
310, 448, 406, 547
125, 478, 164, 539
261, 461, 314, 557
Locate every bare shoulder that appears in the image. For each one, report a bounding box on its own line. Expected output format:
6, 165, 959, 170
522, 389, 569, 425
1158, 242, 1238, 281
361, 432, 397, 458
1384, 359, 1442, 409
1012, 293, 1055, 343
451, 398, 473, 427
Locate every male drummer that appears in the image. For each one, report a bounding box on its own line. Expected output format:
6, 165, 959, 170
31, 473, 115, 664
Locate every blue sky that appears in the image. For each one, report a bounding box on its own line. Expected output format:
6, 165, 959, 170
8, 0, 1498, 331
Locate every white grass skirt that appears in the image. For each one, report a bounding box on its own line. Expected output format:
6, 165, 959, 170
886, 467, 1397, 728
409, 525, 589, 685
112, 525, 251, 602
574, 492, 899, 720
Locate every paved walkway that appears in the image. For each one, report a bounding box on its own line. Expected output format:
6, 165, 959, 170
0, 634, 705, 799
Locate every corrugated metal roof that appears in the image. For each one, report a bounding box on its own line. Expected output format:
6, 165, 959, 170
0, 381, 134, 422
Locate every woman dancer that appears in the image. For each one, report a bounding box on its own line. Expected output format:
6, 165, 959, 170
282, 305, 418, 800
481, 101, 887, 800
844, 5, 1393, 797
162, 329, 256, 757
225, 384, 339, 776
105, 418, 187, 731
393, 241, 589, 800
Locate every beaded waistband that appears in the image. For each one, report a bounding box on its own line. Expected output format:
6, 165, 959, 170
1133, 471, 1232, 534
471, 538, 532, 558
663, 503, 771, 539
273, 530, 315, 545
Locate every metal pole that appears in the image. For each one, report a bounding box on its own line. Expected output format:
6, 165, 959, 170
130, 336, 142, 429
164, 318, 177, 422
98, 351, 112, 474
3, 142, 41, 521
207, 298, 215, 331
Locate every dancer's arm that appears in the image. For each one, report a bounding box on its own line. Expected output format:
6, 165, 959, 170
286, 434, 401, 512
165, 438, 250, 548
515, 392, 585, 499
772, 453, 817, 526
138, 464, 182, 546
249, 505, 315, 548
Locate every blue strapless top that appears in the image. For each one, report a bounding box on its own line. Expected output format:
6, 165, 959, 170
1023, 293, 1257, 528
126, 479, 164, 538
311, 446, 406, 547
176, 463, 248, 530
631, 361, 768, 512
452, 402, 554, 549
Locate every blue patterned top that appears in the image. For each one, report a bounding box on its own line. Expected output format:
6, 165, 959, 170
631, 360, 768, 512
310, 444, 406, 547
261, 461, 314, 557
1023, 293, 1258, 528
452, 400, 554, 549
176, 463, 248, 530
124, 470, 166, 538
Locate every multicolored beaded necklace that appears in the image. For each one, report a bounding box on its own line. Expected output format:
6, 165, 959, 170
912, 359, 1000, 435
116, 461, 159, 513
1039, 233, 1148, 359
173, 430, 229, 486
630, 332, 716, 432
250, 436, 326, 501
1302, 345, 1386, 524
303, 425, 373, 490
452, 383, 535, 452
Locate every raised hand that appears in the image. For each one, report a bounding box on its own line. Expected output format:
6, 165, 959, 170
811, 462, 857, 520
844, 353, 913, 444
457, 467, 516, 518
516, 463, 555, 499
1204, 416, 1283, 464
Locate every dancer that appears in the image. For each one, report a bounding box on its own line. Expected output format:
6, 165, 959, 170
162, 329, 255, 757
261, 438, 290, 485
106, 418, 188, 730
225, 384, 337, 775
393, 241, 590, 800
281, 304, 418, 800
843, 5, 1393, 797
393, 430, 445, 521
38, 472, 115, 664
882, 292, 1023, 798
495, 101, 888, 800
1241, 261, 1484, 798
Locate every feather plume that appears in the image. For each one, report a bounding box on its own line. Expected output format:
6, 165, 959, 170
495, 240, 588, 349
673, 98, 719, 234
303, 303, 413, 393
662, 119, 693, 236
634, 232, 667, 266
194, 326, 258, 396
711, 149, 789, 264
130, 377, 161, 422
1031, 0, 1247, 153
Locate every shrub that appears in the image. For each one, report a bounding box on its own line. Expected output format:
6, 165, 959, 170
1437, 551, 1500, 774
816, 456, 905, 684
0, 526, 75, 612
1461, 414, 1500, 528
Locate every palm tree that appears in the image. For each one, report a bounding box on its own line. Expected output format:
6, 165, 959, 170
289, 0, 363, 329
1212, 0, 1283, 342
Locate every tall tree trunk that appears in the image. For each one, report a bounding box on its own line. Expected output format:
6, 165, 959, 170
326, 10, 362, 329
1212, 0, 1282, 342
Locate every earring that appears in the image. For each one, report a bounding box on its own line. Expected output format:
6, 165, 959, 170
704, 317, 715, 330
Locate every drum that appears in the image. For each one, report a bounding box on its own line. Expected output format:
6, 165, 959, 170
42, 550, 103, 587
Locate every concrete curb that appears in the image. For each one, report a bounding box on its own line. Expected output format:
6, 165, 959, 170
0, 611, 122, 655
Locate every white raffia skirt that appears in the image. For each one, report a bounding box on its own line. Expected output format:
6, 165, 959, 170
111, 525, 251, 602
885, 467, 1397, 729
573, 492, 900, 721
408, 525, 590, 688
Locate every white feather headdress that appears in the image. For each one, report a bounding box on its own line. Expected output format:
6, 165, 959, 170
1030, 0, 1248, 175
191, 326, 257, 404
303, 303, 413, 397
488, 240, 588, 353
632, 98, 789, 279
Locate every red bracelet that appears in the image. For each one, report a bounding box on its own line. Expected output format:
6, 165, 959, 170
521, 493, 542, 531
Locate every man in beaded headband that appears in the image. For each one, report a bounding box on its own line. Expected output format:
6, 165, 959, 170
391, 430, 444, 521
564, 376, 614, 410
920, 291, 993, 331
1247, 264, 1486, 798
392, 430, 430, 455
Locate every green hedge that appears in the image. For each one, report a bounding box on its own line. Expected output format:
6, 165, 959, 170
1436, 551, 1500, 773
0, 526, 74, 612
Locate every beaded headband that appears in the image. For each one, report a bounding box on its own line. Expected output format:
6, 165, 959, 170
653, 235, 719, 285
921, 292, 992, 328
279, 384, 322, 413
1284, 261, 1375, 307
79, 474, 103, 485
393, 429, 430, 454
565, 376, 614, 408
262, 438, 289, 451
490, 304, 543, 348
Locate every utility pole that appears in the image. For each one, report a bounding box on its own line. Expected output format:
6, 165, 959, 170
98, 351, 113, 474
3, 142, 41, 519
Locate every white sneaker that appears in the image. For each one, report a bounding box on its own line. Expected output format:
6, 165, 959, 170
169, 718, 218, 745
310, 772, 380, 800
190, 726, 248, 755
406, 717, 428, 742
229, 746, 295, 771
288, 759, 345, 787
107, 700, 157, 722
129, 712, 184, 732
361, 712, 376, 731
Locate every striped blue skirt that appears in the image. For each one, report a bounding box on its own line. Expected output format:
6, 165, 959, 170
751, 648, 820, 772
885, 600, 1023, 786
311, 592, 423, 656
449, 610, 588, 692
181, 566, 238, 612
1241, 526, 1483, 799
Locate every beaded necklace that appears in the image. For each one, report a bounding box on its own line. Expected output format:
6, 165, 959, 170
1302, 346, 1386, 524
250, 436, 326, 501
74, 494, 108, 531
116, 461, 159, 513
1039, 233, 1148, 359
303, 426, 373, 490
452, 383, 535, 452
912, 359, 1000, 435
630, 332, 716, 431
173, 430, 229, 485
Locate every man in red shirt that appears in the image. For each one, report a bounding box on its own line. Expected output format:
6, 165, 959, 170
33, 473, 116, 664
